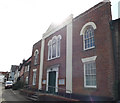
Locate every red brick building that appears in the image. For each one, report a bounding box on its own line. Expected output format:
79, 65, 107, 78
23, 56, 31, 85
29, 40, 41, 89
29, 1, 116, 100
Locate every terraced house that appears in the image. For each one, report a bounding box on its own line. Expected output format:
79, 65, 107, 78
28, 1, 119, 100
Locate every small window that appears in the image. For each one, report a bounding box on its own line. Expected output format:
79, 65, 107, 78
25, 76, 28, 84
34, 50, 39, 65
27, 65, 29, 71
32, 69, 37, 85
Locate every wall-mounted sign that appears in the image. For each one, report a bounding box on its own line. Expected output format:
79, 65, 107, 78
42, 80, 46, 84
59, 79, 65, 85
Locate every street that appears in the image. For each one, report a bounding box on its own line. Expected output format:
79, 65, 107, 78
0, 83, 29, 102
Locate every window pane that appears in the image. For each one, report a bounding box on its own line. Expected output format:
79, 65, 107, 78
84, 26, 95, 49
85, 62, 96, 87
34, 51, 38, 65
57, 39, 60, 57
48, 45, 51, 59
52, 42, 56, 58
33, 71, 36, 85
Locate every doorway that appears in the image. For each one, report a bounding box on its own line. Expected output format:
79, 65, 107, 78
46, 66, 59, 93
48, 71, 56, 93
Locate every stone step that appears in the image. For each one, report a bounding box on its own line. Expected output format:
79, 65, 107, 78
27, 93, 38, 101
27, 96, 38, 101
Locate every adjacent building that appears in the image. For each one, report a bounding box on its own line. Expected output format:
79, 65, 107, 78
23, 56, 31, 85
110, 18, 120, 100
9, 65, 19, 82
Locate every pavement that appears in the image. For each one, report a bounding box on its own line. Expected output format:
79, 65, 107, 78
0, 83, 2, 102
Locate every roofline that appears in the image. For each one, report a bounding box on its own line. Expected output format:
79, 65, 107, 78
73, 2, 111, 21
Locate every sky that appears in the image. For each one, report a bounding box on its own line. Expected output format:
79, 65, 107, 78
0, 0, 119, 72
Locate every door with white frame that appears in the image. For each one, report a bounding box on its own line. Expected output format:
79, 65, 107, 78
46, 66, 58, 93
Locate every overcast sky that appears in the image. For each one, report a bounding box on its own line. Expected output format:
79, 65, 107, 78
0, 0, 119, 72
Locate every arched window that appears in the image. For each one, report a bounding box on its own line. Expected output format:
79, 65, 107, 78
84, 26, 95, 49
80, 22, 96, 50
48, 40, 52, 59
34, 49, 39, 65
48, 35, 62, 60
52, 38, 57, 58
57, 35, 62, 57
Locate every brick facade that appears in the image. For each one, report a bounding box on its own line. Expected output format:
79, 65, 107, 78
72, 2, 115, 98
29, 40, 41, 89
42, 26, 67, 91
27, 1, 117, 100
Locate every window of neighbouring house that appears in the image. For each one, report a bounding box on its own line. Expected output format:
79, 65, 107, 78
80, 22, 96, 50
27, 65, 29, 71
25, 76, 28, 84
82, 56, 97, 88
34, 49, 39, 65
32, 69, 37, 85
48, 35, 62, 60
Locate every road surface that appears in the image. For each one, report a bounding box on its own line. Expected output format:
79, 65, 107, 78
0, 83, 29, 102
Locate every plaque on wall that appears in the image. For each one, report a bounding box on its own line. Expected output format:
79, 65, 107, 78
42, 80, 46, 84
59, 79, 65, 85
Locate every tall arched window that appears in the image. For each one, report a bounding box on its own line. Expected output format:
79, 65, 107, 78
84, 26, 95, 49
48, 35, 62, 60
52, 38, 57, 58
48, 40, 52, 59
34, 49, 39, 65
80, 22, 96, 50
57, 35, 62, 57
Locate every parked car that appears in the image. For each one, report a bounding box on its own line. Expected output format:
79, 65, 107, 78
5, 81, 13, 89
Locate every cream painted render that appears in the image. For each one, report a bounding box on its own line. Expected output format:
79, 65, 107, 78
66, 18, 73, 93
81, 56, 97, 63
38, 39, 45, 90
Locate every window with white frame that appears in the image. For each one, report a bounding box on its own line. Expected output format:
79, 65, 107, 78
25, 66, 27, 72
34, 50, 39, 65
84, 26, 95, 50
82, 56, 97, 88
48, 35, 62, 60
80, 22, 96, 50
27, 65, 29, 71
52, 38, 56, 58
84, 62, 96, 87
25, 76, 28, 84
32, 69, 37, 85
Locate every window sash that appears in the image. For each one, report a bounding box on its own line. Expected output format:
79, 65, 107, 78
84, 62, 96, 87
33, 71, 36, 85
48, 35, 61, 60
26, 76, 28, 84
84, 27, 95, 50
34, 53, 38, 65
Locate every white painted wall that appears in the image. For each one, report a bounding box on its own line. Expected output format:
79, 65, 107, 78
0, 74, 4, 83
